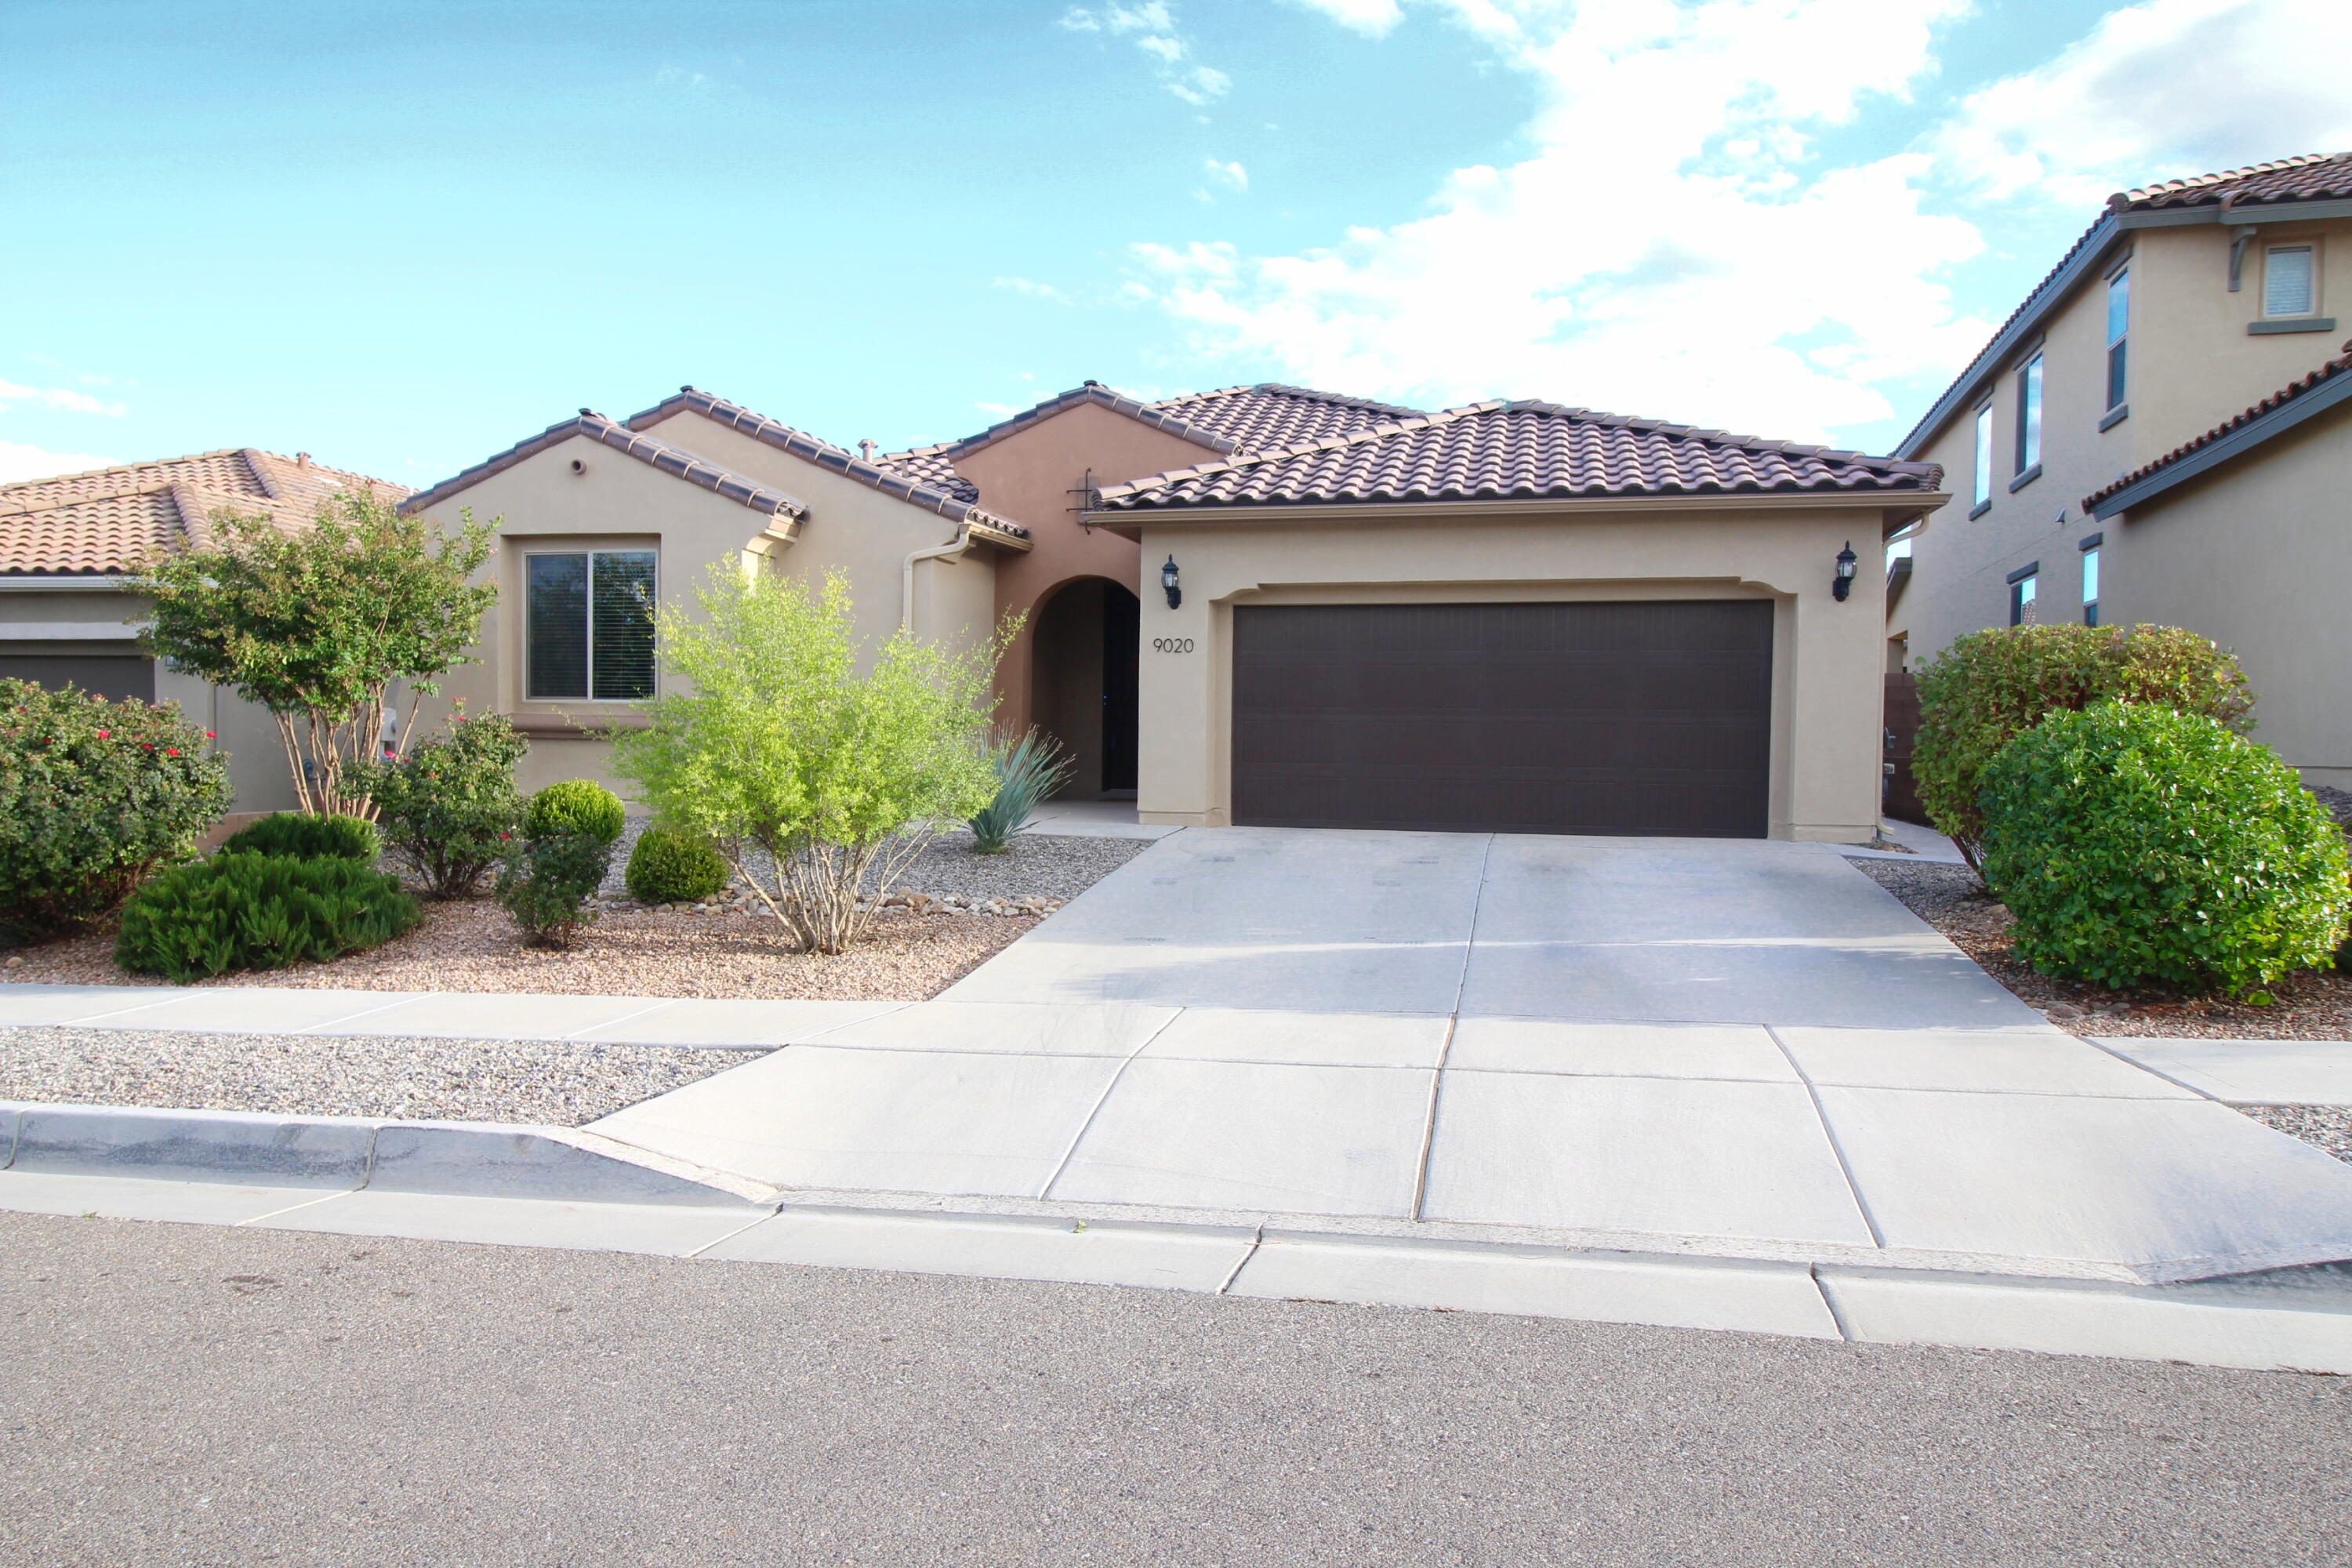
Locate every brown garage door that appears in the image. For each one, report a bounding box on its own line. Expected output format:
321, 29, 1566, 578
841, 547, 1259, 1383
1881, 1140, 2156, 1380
1232, 601, 1773, 837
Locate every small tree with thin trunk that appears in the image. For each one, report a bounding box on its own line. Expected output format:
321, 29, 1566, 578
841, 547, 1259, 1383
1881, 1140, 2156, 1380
612, 568, 1004, 954
138, 491, 498, 819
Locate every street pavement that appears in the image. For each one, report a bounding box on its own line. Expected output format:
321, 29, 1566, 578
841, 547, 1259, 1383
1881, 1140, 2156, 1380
5, 1210, 2347, 1567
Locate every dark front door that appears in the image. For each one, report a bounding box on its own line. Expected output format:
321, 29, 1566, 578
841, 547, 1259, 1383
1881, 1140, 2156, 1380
1100, 583, 1139, 792
1231, 601, 1773, 837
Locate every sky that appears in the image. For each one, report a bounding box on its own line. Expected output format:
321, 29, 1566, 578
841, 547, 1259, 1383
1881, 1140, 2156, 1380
3, 0, 2349, 488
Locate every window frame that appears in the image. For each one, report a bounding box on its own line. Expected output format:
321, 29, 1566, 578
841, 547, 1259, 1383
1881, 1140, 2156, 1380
2013, 352, 2044, 477
2103, 267, 2129, 412
2009, 572, 2038, 628
1971, 401, 1994, 513
522, 546, 659, 704
2263, 243, 2319, 319
2080, 547, 2100, 627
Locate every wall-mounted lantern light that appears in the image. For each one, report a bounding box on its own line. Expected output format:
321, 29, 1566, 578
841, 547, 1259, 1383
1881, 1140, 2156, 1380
1832, 542, 1859, 602
1161, 555, 1182, 610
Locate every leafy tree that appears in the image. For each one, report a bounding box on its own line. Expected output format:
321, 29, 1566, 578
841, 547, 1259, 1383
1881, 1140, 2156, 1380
138, 490, 498, 818
1912, 623, 2253, 873
612, 568, 1004, 954
350, 705, 529, 898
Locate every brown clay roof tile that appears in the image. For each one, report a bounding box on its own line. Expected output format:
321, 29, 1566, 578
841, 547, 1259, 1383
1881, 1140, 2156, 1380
2111, 151, 2352, 212
1143, 383, 1425, 449
400, 410, 808, 525
2083, 339, 2352, 513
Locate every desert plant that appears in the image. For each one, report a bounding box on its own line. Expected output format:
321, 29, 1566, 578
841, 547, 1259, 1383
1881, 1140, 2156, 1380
1912, 623, 2253, 871
351, 705, 528, 897
1978, 702, 2349, 995
220, 811, 380, 863
495, 833, 612, 949
136, 488, 499, 818
612, 568, 1004, 954
625, 826, 730, 905
967, 729, 1072, 854
0, 680, 233, 940
524, 779, 626, 845
114, 851, 420, 982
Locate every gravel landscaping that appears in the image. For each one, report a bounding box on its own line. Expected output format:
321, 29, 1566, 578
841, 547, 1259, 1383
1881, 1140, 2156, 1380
599, 818, 1149, 903
0, 1025, 760, 1125
2242, 1105, 2352, 1163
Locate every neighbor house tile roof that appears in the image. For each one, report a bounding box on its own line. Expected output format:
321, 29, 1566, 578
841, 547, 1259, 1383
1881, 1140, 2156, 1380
401, 410, 811, 525
2084, 339, 2352, 514
1093, 400, 1942, 510
626, 388, 1028, 543
942, 381, 1245, 460
875, 442, 980, 503
2112, 151, 2352, 212
1897, 151, 2352, 457
0, 448, 405, 575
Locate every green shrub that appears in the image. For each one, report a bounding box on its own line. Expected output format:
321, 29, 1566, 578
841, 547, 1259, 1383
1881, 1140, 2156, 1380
524, 779, 625, 845
497, 833, 611, 948
352, 706, 528, 898
220, 812, 380, 863
0, 680, 233, 940
1978, 703, 2350, 994
625, 826, 729, 904
1914, 624, 2253, 871
967, 729, 1072, 854
114, 851, 421, 982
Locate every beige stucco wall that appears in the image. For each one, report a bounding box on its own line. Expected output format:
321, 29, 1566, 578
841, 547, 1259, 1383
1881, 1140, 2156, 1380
1126, 501, 1905, 843
949, 401, 1222, 736
410, 423, 1020, 797
1891, 214, 2352, 670
2103, 399, 2352, 788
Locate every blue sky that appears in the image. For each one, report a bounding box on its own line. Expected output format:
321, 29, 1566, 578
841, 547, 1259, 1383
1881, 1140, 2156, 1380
3, 0, 2347, 488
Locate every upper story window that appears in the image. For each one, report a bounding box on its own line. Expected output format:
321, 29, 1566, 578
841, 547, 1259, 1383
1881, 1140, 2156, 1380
2014, 353, 2044, 475
2081, 547, 2101, 627
2009, 570, 2038, 627
2104, 269, 2129, 411
2265, 245, 2318, 318
526, 550, 657, 702
1972, 403, 1993, 510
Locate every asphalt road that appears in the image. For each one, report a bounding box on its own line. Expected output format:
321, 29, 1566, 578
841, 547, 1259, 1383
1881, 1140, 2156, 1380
5, 1210, 2347, 1567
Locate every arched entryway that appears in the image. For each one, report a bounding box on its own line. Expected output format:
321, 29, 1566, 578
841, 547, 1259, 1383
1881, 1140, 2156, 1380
1029, 576, 1140, 797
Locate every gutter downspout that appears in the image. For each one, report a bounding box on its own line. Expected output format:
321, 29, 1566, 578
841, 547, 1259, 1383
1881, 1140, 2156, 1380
902, 523, 974, 633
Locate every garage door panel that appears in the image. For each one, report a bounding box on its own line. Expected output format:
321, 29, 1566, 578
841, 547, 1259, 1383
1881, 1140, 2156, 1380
1232, 602, 1771, 837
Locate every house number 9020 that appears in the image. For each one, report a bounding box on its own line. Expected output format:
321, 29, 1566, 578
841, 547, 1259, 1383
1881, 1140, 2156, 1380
1151, 637, 1195, 654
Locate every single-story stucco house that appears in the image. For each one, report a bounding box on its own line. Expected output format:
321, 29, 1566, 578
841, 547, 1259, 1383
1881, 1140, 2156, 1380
405, 383, 1944, 844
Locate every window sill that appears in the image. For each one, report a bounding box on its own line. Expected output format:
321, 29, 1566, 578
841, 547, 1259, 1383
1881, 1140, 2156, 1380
2098, 404, 2129, 432
2007, 463, 2042, 494
510, 713, 651, 739
1967, 499, 1992, 520
2249, 316, 2336, 335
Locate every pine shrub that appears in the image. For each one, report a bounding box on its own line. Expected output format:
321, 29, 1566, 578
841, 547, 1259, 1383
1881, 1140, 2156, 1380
1978, 702, 2350, 995
523, 779, 625, 845
497, 833, 611, 949
625, 826, 729, 904
0, 679, 233, 939
221, 811, 380, 863
115, 851, 421, 982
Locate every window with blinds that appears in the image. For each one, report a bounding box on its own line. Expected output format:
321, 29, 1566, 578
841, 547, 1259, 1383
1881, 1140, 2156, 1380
526, 550, 657, 700
2265, 245, 2316, 318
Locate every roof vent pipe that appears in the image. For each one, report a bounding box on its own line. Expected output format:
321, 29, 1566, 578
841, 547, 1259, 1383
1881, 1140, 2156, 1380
296, 452, 310, 468
858, 440, 879, 462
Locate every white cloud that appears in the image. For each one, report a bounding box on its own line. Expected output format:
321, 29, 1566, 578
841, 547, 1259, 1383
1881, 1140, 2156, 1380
1935, 0, 2352, 206
993, 275, 1069, 300
0, 439, 117, 483
1059, 1, 1231, 104
1203, 158, 1249, 192
1128, 0, 1983, 441
1283, 0, 1405, 37
0, 379, 129, 417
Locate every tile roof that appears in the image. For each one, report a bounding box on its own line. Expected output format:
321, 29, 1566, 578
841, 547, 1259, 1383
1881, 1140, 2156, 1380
2111, 151, 2352, 212
401, 410, 810, 524
626, 388, 1028, 542
875, 442, 980, 503
2084, 339, 2352, 514
1143, 383, 1425, 450
942, 382, 1243, 460
0, 448, 405, 576
1092, 401, 1941, 510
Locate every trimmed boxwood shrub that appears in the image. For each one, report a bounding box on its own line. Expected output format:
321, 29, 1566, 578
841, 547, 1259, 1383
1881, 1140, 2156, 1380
220, 811, 380, 863
352, 707, 528, 898
0, 679, 233, 940
1914, 624, 2253, 871
524, 779, 625, 845
1978, 702, 2350, 994
115, 851, 421, 982
497, 833, 610, 948
625, 826, 728, 905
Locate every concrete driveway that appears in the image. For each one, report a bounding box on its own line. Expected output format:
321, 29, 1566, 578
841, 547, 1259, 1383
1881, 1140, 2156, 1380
593, 829, 2352, 1284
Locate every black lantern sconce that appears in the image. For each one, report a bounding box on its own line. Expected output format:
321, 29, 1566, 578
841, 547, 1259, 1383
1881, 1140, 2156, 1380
1832, 542, 1858, 602
1161, 555, 1182, 610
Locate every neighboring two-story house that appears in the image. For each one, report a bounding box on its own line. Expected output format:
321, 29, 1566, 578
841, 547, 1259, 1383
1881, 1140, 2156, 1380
1887, 151, 2352, 787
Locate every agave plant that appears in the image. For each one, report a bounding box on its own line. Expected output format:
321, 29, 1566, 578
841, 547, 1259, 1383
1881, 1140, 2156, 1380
967, 729, 1072, 854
